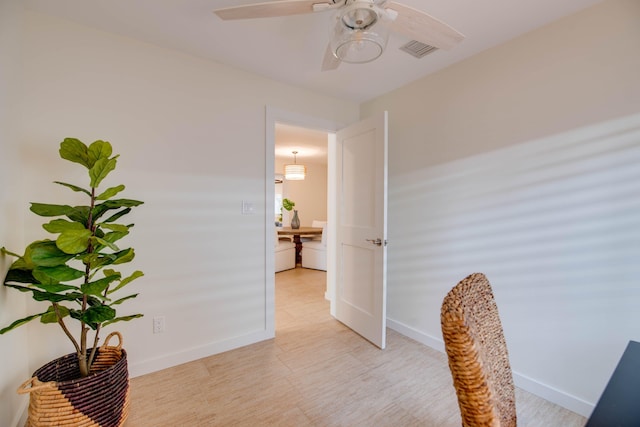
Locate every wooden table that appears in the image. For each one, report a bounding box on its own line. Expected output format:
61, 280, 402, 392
277, 227, 323, 265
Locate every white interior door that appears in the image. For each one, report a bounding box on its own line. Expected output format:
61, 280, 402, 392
334, 111, 388, 349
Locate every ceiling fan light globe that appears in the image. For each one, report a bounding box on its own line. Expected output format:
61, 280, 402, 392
331, 23, 388, 63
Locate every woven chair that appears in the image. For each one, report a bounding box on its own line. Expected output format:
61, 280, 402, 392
441, 273, 517, 427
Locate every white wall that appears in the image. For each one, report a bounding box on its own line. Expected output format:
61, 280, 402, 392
0, 2, 30, 426
362, 0, 640, 417
8, 6, 358, 402
276, 159, 328, 227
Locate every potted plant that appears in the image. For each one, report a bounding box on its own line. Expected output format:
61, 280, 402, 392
282, 198, 300, 229
0, 137, 144, 426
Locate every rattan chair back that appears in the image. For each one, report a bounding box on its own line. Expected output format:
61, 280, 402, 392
441, 273, 516, 427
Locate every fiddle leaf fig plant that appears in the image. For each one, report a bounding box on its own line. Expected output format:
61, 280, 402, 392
0, 138, 144, 377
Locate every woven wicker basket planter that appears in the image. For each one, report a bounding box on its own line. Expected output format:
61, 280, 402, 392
18, 332, 130, 427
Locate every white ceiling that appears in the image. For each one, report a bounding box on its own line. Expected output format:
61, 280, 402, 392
24, 0, 604, 162
276, 123, 329, 165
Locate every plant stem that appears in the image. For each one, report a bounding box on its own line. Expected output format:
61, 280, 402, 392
79, 326, 88, 377
53, 303, 80, 354
78, 186, 97, 377
87, 324, 101, 370
87, 279, 111, 368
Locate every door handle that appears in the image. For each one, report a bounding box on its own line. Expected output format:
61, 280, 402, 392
366, 238, 383, 247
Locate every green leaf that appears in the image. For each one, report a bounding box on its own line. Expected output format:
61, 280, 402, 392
27, 240, 75, 267
3, 284, 34, 293
32, 204, 90, 226
43, 219, 86, 234
40, 305, 70, 324
109, 270, 144, 293
82, 253, 116, 270
30, 270, 59, 287
89, 156, 118, 188
93, 199, 143, 221
54, 181, 91, 196
112, 248, 135, 265
0, 312, 47, 334
85, 295, 104, 307
32, 291, 83, 303
100, 231, 129, 246
56, 229, 92, 254
6, 284, 83, 303
283, 198, 295, 211
66, 206, 90, 226
99, 223, 129, 233
85, 251, 127, 268
32, 282, 80, 293
92, 236, 119, 252
32, 265, 84, 284
82, 253, 100, 266
102, 313, 143, 327
88, 140, 113, 166
8, 257, 28, 269
94, 227, 105, 239
75, 305, 116, 329
110, 293, 138, 305
33, 289, 83, 303
81, 274, 120, 297
59, 138, 90, 168
102, 208, 131, 223
4, 268, 37, 285
96, 184, 125, 200
30, 203, 76, 217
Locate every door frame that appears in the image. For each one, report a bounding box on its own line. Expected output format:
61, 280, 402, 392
265, 106, 344, 335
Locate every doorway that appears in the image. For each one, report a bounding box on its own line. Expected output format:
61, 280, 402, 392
266, 107, 389, 349
274, 123, 329, 234
265, 106, 340, 338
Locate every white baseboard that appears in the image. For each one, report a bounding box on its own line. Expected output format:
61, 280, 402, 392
128, 329, 274, 378
386, 317, 594, 418
387, 317, 446, 353
512, 371, 594, 418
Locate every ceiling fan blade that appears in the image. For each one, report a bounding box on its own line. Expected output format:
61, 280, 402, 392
321, 43, 341, 71
384, 1, 464, 50
215, 0, 333, 20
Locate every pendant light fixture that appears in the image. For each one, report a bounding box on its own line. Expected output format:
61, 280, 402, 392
284, 151, 306, 180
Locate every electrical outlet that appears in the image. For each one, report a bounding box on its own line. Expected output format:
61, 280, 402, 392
153, 316, 165, 334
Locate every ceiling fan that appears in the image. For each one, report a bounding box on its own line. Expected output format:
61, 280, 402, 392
213, 0, 464, 71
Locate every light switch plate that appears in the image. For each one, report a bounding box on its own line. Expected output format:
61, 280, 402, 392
242, 200, 255, 215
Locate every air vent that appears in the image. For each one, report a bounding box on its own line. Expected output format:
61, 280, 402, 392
400, 40, 438, 58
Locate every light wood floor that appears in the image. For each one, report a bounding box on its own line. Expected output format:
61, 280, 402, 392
125, 268, 587, 426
